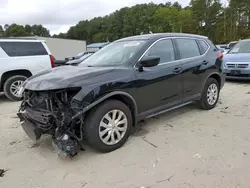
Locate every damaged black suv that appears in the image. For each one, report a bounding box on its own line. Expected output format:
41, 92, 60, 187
17, 33, 225, 158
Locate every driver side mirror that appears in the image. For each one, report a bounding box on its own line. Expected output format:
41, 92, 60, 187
138, 56, 160, 71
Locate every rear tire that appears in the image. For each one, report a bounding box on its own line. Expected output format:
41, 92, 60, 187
84, 100, 132, 153
3, 75, 27, 101
198, 77, 220, 110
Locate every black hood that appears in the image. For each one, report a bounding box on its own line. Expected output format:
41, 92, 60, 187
24, 66, 114, 91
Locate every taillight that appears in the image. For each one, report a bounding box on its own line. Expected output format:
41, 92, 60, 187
50, 55, 55, 68
217, 51, 223, 60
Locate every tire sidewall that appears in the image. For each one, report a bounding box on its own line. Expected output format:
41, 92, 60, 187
203, 78, 220, 109
3, 75, 27, 101
85, 100, 132, 152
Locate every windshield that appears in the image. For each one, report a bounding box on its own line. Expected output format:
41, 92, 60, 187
79, 40, 146, 67
229, 40, 250, 54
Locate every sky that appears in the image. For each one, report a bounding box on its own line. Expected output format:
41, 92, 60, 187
0, 0, 189, 35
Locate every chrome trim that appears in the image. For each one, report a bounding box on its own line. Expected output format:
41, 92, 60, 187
134, 37, 211, 69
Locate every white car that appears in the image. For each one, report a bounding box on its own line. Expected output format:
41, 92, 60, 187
0, 38, 55, 101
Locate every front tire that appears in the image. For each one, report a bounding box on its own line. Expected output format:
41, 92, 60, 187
199, 77, 220, 110
84, 100, 132, 152
3, 75, 27, 101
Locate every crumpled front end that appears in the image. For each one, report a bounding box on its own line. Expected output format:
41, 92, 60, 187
17, 88, 86, 158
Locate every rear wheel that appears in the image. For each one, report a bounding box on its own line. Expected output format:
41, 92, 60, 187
84, 100, 132, 152
199, 77, 220, 110
3, 75, 27, 101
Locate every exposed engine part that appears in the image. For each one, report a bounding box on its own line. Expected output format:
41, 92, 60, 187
18, 88, 85, 159
52, 133, 78, 159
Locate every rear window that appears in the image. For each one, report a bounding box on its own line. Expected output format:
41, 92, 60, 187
0, 42, 48, 57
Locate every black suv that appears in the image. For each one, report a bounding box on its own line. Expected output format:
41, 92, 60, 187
18, 33, 225, 158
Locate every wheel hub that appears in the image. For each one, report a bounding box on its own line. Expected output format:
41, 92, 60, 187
99, 109, 128, 145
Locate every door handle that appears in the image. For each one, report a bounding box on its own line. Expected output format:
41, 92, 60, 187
173, 67, 182, 74
202, 60, 209, 65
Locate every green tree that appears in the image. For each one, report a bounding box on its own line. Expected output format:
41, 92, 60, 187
31, 24, 50, 37
4, 24, 28, 37
0, 25, 3, 37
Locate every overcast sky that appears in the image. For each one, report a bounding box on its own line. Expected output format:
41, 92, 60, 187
0, 0, 189, 35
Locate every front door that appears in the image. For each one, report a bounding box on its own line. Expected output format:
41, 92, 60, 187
134, 39, 183, 115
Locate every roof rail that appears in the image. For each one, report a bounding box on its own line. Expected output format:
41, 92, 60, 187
0, 37, 38, 40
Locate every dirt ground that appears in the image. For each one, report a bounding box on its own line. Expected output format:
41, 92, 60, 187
0, 81, 250, 188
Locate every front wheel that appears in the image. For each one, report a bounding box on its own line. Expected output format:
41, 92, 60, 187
198, 78, 220, 110
3, 75, 27, 101
84, 100, 132, 152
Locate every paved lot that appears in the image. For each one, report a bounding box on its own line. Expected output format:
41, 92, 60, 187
0, 81, 250, 188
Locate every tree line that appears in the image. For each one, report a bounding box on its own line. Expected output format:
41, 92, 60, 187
1, 0, 250, 44
0, 24, 50, 38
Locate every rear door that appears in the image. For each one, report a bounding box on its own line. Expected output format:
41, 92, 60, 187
134, 38, 183, 115
174, 38, 209, 102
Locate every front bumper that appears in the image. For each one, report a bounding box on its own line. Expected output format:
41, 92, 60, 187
17, 112, 42, 141
223, 69, 250, 80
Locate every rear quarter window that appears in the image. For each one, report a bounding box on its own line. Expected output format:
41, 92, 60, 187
198, 40, 210, 54
0, 42, 48, 57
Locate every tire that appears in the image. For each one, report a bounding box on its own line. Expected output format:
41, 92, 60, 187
84, 100, 132, 152
3, 75, 27, 101
199, 77, 220, 110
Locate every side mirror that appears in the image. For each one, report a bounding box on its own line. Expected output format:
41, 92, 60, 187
139, 56, 160, 68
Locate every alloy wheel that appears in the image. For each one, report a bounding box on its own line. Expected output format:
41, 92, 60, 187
99, 109, 128, 145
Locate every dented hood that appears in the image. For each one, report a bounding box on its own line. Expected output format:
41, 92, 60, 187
24, 66, 114, 90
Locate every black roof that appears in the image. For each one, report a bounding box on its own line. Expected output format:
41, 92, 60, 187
117, 33, 208, 42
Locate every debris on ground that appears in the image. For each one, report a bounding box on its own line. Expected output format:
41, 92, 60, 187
63, 172, 68, 180
166, 123, 174, 128
246, 92, 250, 94
28, 142, 40, 148
193, 153, 202, 159
81, 182, 87, 187
156, 174, 174, 183
142, 136, 157, 148
220, 111, 228, 114
153, 158, 160, 168
184, 182, 196, 188
244, 152, 247, 155
0, 169, 9, 177
10, 141, 21, 145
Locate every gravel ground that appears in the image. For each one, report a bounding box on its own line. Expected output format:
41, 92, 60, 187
0, 81, 250, 188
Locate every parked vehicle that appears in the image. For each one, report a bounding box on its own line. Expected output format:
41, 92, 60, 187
65, 52, 94, 66
216, 44, 228, 54
226, 41, 238, 50
17, 33, 225, 158
0, 38, 55, 101
65, 51, 93, 61
222, 39, 250, 80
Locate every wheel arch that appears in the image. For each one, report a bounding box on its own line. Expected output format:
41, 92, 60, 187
208, 73, 222, 88
73, 91, 138, 126
0, 69, 32, 90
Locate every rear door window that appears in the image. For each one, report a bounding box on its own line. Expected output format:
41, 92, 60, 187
175, 38, 200, 59
0, 42, 48, 57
